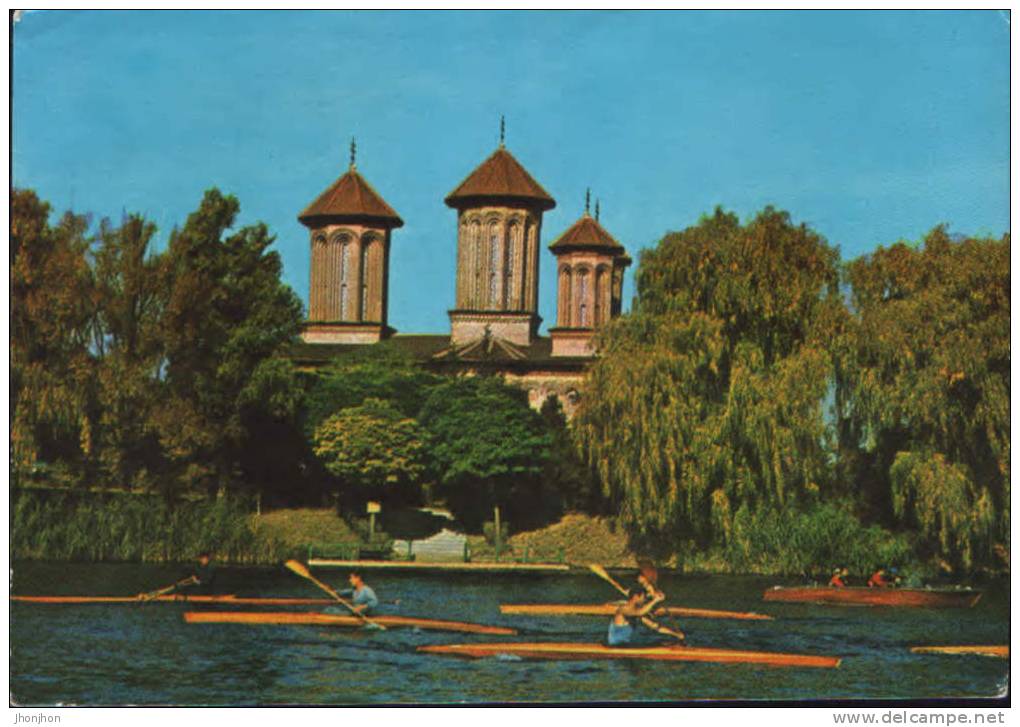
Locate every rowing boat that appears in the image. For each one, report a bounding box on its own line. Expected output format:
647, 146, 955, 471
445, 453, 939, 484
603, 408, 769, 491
12, 595, 336, 606
418, 642, 840, 668
500, 603, 772, 621
184, 610, 517, 635
911, 645, 1008, 659
762, 586, 981, 608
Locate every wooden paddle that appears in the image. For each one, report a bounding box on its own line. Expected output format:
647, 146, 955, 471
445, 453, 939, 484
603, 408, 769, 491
284, 560, 386, 631
588, 563, 685, 642
588, 563, 628, 596
138, 576, 198, 601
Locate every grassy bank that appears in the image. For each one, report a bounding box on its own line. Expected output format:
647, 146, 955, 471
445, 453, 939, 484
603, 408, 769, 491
12, 490, 927, 578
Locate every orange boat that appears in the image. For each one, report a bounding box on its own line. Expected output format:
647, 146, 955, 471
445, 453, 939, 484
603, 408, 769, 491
500, 603, 772, 621
184, 610, 516, 635
12, 595, 335, 606
419, 642, 840, 668
762, 586, 981, 608
911, 645, 1008, 659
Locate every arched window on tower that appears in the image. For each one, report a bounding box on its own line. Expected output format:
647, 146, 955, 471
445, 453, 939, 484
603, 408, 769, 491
595, 265, 609, 326
471, 221, 483, 308
360, 240, 370, 321
488, 222, 501, 307
338, 236, 351, 320
558, 265, 572, 327
577, 269, 590, 327
506, 222, 520, 309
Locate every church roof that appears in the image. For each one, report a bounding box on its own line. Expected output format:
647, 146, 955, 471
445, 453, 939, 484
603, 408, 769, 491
445, 147, 556, 211
299, 167, 404, 228
289, 334, 592, 371
548, 213, 628, 258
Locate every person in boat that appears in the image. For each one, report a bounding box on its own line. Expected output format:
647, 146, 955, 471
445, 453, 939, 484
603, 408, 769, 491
337, 572, 379, 615
828, 568, 849, 588
867, 567, 899, 588
636, 561, 665, 601
139, 552, 216, 600
607, 587, 686, 646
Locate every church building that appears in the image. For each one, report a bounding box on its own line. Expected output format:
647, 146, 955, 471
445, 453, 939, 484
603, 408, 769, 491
290, 129, 631, 414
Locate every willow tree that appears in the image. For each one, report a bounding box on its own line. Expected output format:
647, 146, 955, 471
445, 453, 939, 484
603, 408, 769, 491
840, 228, 1009, 570
574, 207, 843, 555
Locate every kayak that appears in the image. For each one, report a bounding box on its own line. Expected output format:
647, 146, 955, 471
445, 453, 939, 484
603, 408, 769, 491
911, 645, 1008, 659
762, 586, 981, 608
12, 595, 336, 606
419, 642, 840, 668
184, 610, 517, 635
500, 603, 772, 621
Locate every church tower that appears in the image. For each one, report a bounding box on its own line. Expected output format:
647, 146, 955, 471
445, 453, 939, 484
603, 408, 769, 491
298, 141, 403, 344
444, 121, 556, 347
548, 194, 631, 357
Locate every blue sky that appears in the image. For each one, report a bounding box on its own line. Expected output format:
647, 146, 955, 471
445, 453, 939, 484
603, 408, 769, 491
13, 10, 1009, 335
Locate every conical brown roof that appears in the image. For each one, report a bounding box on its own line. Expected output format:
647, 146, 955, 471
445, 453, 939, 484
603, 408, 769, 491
548, 213, 627, 257
445, 147, 555, 211
299, 167, 403, 228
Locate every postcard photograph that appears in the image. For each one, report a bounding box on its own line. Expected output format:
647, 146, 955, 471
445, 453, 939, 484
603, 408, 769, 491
9, 8, 1010, 708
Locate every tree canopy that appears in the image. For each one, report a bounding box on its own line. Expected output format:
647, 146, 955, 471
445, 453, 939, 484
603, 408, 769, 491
313, 398, 428, 501
11, 187, 305, 499
574, 207, 844, 556
418, 377, 555, 529
837, 228, 1009, 570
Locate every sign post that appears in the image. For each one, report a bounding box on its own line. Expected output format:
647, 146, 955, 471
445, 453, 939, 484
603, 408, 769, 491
367, 501, 381, 541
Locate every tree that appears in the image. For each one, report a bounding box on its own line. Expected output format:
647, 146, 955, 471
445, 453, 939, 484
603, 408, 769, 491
839, 228, 1009, 570
302, 345, 442, 436
574, 207, 843, 557
153, 188, 305, 495
539, 395, 599, 513
418, 377, 554, 530
88, 213, 168, 489
11, 189, 95, 479
313, 398, 428, 505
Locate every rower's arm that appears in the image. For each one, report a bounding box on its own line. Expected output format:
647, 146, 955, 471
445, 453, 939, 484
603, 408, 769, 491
635, 593, 665, 617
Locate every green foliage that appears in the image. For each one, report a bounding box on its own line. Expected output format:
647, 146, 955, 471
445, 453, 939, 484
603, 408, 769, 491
11, 187, 308, 502
539, 395, 598, 513
720, 502, 914, 576
838, 228, 1009, 570
889, 451, 995, 570
11, 189, 95, 477
10, 490, 286, 564
159, 189, 304, 493
302, 345, 442, 435
419, 377, 555, 530
313, 398, 428, 495
575, 207, 841, 553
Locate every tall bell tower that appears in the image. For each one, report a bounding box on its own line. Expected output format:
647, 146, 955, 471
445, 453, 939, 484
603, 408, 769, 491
443, 120, 556, 347
548, 192, 631, 357
298, 140, 403, 344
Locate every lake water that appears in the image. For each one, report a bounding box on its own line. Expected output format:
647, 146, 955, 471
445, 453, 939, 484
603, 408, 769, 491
9, 562, 1009, 705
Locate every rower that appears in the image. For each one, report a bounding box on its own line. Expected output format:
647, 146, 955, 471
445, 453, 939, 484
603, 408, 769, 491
608, 587, 687, 646
828, 568, 848, 588
634, 561, 687, 641
867, 567, 899, 588
138, 551, 216, 600
337, 572, 379, 615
